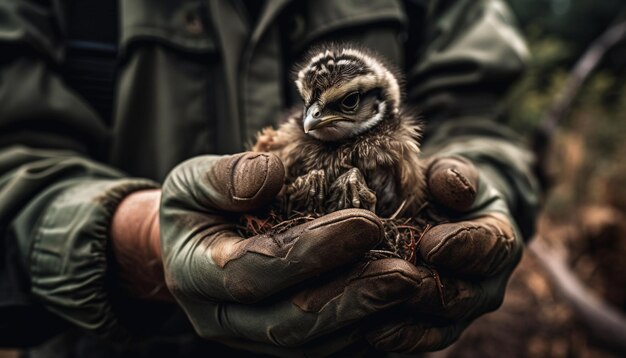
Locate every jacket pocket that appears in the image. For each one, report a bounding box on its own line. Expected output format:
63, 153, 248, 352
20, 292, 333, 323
293, 0, 407, 48
119, 0, 215, 58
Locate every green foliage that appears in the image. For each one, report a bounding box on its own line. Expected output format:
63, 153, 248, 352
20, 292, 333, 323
503, 0, 626, 212
507, 0, 625, 58
505, 35, 570, 136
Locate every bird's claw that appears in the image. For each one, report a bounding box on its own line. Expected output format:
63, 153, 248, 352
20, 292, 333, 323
328, 168, 377, 213
285, 169, 327, 216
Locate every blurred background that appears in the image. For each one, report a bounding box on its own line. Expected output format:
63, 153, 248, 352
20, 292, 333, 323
2, 1, 625, 357
433, 0, 626, 357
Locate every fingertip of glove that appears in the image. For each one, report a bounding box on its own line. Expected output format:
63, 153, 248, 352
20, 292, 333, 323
353, 259, 428, 305
427, 157, 478, 213
417, 223, 462, 261
230, 152, 284, 208
418, 216, 520, 276
307, 209, 384, 248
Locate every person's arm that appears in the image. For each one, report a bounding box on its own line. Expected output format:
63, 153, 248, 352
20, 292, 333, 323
0, 1, 160, 346
410, 0, 541, 238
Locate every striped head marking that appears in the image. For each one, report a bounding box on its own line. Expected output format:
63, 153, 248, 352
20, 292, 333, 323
294, 47, 402, 142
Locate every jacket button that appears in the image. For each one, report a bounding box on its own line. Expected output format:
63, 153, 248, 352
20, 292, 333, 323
185, 13, 204, 34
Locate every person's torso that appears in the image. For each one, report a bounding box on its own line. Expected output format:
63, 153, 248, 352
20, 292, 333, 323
60, 0, 422, 181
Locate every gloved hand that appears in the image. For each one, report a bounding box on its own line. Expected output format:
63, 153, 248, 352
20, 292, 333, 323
362, 156, 523, 353
112, 152, 429, 355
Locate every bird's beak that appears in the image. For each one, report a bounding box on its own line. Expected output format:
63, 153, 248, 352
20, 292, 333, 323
303, 104, 347, 133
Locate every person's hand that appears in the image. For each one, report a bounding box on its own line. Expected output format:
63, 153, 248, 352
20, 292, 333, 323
362, 156, 523, 353
113, 152, 432, 355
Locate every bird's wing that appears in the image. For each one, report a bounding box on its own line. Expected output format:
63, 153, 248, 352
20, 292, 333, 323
395, 118, 427, 213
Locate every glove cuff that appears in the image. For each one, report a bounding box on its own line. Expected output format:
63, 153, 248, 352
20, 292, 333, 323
29, 178, 159, 342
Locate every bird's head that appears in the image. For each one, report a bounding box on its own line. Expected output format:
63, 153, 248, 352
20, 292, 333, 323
294, 46, 402, 142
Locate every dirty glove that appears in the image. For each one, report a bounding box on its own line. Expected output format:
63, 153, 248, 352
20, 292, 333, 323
156, 152, 425, 354
363, 156, 523, 353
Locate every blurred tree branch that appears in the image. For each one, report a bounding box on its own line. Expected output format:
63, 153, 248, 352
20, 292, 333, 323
530, 237, 626, 355
529, 13, 626, 355
534, 16, 626, 184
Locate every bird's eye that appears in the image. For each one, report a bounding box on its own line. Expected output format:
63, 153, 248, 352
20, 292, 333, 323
341, 92, 360, 111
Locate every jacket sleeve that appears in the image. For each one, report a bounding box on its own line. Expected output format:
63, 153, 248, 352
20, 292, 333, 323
407, 0, 541, 239
0, 1, 158, 346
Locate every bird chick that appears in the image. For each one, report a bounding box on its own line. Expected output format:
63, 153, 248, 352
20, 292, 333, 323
253, 45, 425, 218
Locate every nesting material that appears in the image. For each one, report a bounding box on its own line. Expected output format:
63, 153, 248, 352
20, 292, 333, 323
237, 203, 440, 265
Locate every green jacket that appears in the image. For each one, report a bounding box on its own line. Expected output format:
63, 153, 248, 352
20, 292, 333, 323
0, 0, 540, 352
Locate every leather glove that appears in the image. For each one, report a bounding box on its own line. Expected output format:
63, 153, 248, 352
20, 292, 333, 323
111, 152, 520, 354
155, 152, 427, 354
361, 156, 523, 353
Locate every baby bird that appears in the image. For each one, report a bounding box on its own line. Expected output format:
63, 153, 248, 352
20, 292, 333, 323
253, 45, 425, 218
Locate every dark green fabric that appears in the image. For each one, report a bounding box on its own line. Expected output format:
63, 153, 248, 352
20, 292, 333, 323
0, 146, 159, 343
0, 0, 540, 350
